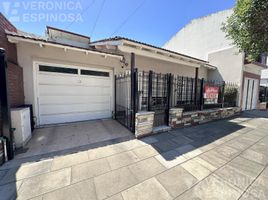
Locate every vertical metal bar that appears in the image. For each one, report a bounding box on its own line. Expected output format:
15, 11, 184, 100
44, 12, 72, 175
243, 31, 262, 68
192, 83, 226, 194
194, 68, 199, 106
148, 70, 153, 111
191, 78, 194, 104
167, 73, 172, 125
0, 48, 14, 160
114, 75, 117, 120
134, 68, 139, 113
180, 76, 183, 103
200, 78, 204, 110
130, 53, 135, 133
250, 80, 254, 110
186, 77, 188, 104
222, 81, 225, 108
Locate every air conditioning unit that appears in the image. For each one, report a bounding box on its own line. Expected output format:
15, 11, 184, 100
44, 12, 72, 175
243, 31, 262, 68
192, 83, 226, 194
11, 107, 32, 148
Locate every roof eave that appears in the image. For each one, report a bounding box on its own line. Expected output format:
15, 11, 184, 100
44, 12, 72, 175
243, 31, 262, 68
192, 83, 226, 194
6, 34, 123, 59
91, 38, 209, 67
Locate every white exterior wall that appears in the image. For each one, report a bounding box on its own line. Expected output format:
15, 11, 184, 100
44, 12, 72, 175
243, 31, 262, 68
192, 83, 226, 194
16, 41, 122, 120
208, 47, 244, 83
121, 53, 208, 79
16, 41, 211, 123
163, 9, 234, 61
261, 69, 268, 86
207, 47, 244, 106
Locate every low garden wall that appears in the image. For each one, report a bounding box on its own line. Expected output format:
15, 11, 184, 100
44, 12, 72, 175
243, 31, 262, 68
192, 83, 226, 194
169, 107, 241, 129
135, 107, 241, 138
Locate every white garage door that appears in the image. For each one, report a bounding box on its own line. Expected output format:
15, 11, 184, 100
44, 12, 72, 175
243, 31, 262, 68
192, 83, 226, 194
37, 64, 113, 125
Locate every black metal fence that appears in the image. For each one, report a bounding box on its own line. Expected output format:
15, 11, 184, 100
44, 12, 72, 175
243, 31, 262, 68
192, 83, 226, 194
259, 86, 268, 103
171, 76, 202, 111
115, 69, 238, 131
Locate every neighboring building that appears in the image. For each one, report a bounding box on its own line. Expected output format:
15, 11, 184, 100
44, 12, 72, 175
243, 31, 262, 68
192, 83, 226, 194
5, 26, 215, 127
261, 69, 268, 87
164, 9, 267, 110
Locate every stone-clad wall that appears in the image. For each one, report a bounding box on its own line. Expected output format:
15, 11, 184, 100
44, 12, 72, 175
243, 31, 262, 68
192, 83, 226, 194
135, 112, 154, 138
169, 107, 241, 129
135, 107, 241, 138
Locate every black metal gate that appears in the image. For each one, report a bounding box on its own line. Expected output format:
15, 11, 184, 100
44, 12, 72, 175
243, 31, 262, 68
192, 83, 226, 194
172, 76, 202, 111
115, 71, 134, 131
148, 71, 170, 127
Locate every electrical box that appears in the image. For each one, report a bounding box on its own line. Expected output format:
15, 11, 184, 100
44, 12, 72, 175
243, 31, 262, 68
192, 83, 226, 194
11, 107, 32, 148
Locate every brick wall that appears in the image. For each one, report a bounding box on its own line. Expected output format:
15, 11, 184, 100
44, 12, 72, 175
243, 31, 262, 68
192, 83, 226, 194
7, 62, 24, 107
0, 13, 17, 64
0, 13, 24, 107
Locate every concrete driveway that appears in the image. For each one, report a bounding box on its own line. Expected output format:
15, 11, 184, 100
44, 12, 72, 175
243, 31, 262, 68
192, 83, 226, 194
1, 111, 268, 200
15, 119, 133, 159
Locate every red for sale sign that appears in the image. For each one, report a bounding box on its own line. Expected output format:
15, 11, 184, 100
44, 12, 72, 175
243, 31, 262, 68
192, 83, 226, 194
204, 86, 219, 104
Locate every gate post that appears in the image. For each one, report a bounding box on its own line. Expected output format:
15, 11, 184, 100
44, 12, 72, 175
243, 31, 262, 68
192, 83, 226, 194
194, 68, 199, 106
130, 53, 136, 132
148, 70, 153, 111
199, 78, 204, 110
167, 73, 172, 124
134, 68, 139, 113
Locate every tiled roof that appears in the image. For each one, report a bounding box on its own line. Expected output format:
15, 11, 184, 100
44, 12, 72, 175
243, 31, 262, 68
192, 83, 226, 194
90, 36, 208, 63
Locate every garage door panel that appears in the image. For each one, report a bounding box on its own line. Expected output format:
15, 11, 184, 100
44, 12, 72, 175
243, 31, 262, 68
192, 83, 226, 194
79, 77, 111, 87
39, 95, 111, 105
40, 111, 111, 125
39, 85, 111, 96
37, 65, 113, 125
40, 103, 111, 115
39, 73, 79, 85
39, 73, 111, 86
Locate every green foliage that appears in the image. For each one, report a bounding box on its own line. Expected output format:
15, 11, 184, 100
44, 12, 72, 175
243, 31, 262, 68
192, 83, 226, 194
224, 84, 238, 106
222, 0, 268, 60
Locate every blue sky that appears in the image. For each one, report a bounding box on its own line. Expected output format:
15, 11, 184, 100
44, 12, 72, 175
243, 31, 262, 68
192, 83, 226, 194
0, 0, 236, 47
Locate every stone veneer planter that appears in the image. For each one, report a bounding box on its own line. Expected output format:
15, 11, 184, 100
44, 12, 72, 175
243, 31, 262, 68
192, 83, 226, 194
135, 112, 155, 138
169, 107, 241, 129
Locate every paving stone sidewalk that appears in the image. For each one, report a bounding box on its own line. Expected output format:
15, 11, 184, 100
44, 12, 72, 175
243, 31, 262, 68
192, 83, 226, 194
1, 111, 268, 200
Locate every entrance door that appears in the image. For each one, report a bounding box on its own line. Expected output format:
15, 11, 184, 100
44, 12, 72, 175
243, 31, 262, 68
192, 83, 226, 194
150, 73, 169, 127
37, 64, 113, 125
242, 77, 259, 110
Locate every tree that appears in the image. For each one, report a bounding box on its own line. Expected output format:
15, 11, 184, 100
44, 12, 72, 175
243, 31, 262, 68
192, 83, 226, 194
222, 0, 268, 61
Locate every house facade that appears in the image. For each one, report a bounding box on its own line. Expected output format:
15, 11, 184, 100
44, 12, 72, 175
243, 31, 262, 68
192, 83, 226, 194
0, 12, 244, 161
5, 26, 216, 128
164, 9, 267, 111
